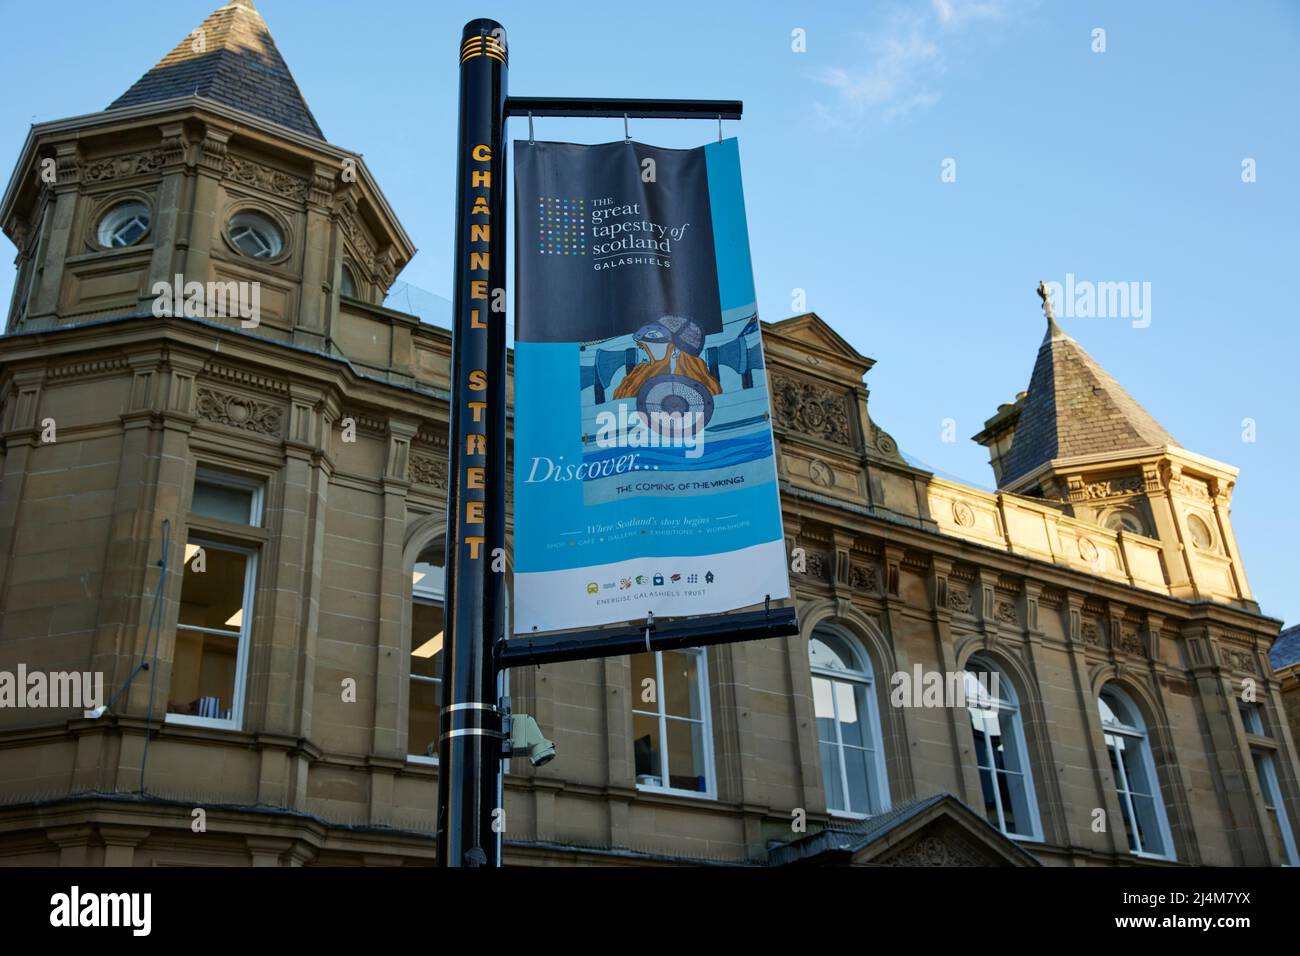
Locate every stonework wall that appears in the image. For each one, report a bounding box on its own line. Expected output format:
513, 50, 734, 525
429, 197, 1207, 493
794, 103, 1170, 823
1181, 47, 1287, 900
0, 105, 1295, 869
0, 309, 1295, 867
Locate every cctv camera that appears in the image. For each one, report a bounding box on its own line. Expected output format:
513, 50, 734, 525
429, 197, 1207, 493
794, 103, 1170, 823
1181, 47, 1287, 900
509, 714, 556, 768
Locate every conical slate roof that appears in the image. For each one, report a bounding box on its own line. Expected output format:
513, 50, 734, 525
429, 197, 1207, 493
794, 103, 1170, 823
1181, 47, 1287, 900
999, 313, 1177, 487
107, 0, 324, 140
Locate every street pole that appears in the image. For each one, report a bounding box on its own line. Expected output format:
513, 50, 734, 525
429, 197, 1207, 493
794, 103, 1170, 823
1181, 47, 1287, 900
437, 18, 508, 868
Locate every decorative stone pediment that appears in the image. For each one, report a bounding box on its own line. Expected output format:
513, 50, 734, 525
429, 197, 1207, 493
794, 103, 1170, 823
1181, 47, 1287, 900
766, 312, 874, 373
767, 793, 1039, 867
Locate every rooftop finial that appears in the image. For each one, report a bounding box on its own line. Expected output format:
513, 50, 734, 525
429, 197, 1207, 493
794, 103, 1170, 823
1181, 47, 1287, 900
1037, 280, 1054, 323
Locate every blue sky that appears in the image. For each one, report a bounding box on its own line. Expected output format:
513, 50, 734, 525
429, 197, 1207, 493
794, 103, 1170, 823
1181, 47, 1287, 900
1, 0, 1296, 625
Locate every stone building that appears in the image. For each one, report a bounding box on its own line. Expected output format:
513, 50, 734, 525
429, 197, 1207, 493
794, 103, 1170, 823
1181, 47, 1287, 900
0, 0, 1295, 867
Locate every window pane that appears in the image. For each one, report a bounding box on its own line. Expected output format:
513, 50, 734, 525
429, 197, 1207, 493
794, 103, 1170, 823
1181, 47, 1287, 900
976, 764, 999, 826
1129, 793, 1164, 855
410, 601, 444, 679
666, 718, 708, 792
412, 562, 445, 600
988, 712, 1027, 776
168, 629, 238, 720
179, 545, 248, 632
1254, 752, 1276, 810
970, 712, 992, 770
1240, 703, 1265, 737
842, 746, 878, 814
632, 712, 661, 786
631, 653, 657, 710
810, 632, 859, 673
661, 650, 702, 719
997, 769, 1030, 836
1116, 736, 1153, 798
192, 479, 255, 525
820, 739, 844, 812
835, 681, 869, 749
812, 676, 836, 743
408, 678, 441, 758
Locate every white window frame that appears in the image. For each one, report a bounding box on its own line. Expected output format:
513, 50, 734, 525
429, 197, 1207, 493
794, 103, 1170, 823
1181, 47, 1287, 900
165, 538, 257, 732
1241, 702, 1299, 865
193, 467, 264, 527
1099, 686, 1177, 861
407, 562, 446, 765
406, 561, 510, 768
810, 627, 890, 820
632, 647, 717, 800
1253, 750, 1300, 866
964, 658, 1042, 841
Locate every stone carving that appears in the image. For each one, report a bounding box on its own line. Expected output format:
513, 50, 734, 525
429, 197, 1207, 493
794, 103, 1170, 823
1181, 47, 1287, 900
1177, 477, 1212, 501
850, 564, 878, 592
1082, 622, 1103, 647
1077, 537, 1100, 564
1220, 647, 1255, 674
952, 501, 976, 528
772, 376, 852, 446
409, 452, 448, 489
948, 587, 972, 614
1117, 630, 1144, 656
1076, 475, 1145, 500
869, 421, 902, 460
805, 551, 830, 581
995, 601, 1018, 625
223, 155, 309, 202
196, 386, 282, 436
81, 150, 166, 183
809, 459, 834, 488
888, 835, 981, 867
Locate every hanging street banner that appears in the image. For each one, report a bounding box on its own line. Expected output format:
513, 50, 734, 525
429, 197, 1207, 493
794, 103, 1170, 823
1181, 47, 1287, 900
512, 138, 790, 634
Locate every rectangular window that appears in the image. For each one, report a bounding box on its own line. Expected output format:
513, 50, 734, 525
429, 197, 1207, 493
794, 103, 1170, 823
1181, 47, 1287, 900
167, 538, 256, 728
631, 649, 714, 798
167, 468, 264, 731
192, 470, 263, 526
1239, 702, 1266, 737
1253, 751, 1299, 865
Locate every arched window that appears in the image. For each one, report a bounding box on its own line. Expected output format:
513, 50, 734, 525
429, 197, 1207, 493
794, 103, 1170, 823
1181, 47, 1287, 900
809, 626, 889, 817
407, 537, 510, 765
1098, 685, 1176, 859
964, 657, 1042, 840
340, 265, 358, 299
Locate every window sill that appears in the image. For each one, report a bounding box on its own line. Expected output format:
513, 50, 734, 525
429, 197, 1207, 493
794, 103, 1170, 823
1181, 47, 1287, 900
635, 783, 716, 802
828, 809, 870, 821
406, 754, 438, 766
1131, 850, 1177, 863
165, 713, 240, 731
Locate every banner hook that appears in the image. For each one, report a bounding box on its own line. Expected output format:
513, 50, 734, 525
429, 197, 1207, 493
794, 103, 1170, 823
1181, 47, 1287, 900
624, 113, 631, 143
528, 110, 535, 145
718, 114, 723, 142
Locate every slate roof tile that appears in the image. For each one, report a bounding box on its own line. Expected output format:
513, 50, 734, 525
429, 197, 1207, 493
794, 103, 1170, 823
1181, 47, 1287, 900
1000, 315, 1176, 487
107, 0, 323, 141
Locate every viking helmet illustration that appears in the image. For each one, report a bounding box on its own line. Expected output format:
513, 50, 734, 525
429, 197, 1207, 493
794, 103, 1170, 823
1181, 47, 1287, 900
634, 314, 705, 357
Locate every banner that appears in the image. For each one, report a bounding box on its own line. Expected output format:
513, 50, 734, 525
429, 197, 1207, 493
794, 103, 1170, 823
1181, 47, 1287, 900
512, 138, 789, 634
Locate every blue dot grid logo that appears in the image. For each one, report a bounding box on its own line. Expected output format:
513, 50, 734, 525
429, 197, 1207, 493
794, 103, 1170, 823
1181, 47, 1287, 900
537, 197, 586, 256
